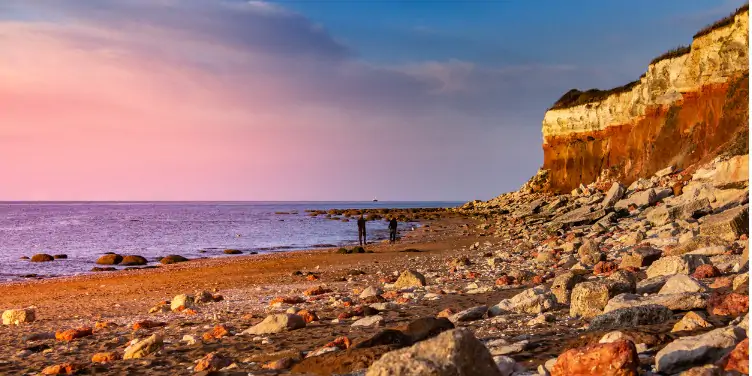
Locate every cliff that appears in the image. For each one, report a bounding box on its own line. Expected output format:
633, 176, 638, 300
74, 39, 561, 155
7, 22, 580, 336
541, 6, 749, 193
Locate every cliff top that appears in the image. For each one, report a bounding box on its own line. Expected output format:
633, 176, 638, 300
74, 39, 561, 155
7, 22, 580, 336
549, 4, 749, 111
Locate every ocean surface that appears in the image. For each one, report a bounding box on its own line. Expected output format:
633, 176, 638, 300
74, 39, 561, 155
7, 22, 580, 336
0, 201, 462, 280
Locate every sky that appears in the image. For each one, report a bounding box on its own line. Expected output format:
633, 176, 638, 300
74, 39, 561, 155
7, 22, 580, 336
0, 0, 747, 201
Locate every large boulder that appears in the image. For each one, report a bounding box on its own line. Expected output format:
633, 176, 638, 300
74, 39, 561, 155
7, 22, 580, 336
655, 326, 745, 374
490, 286, 556, 316
669, 236, 730, 256
365, 328, 502, 376
551, 271, 585, 305
588, 305, 673, 330
242, 314, 306, 335
394, 270, 427, 289
96, 254, 123, 265
160, 255, 189, 264
604, 292, 707, 313
647, 199, 712, 226
121, 255, 147, 266
2, 308, 35, 325
699, 205, 749, 242
602, 183, 626, 208
551, 339, 639, 376
615, 189, 657, 210
570, 273, 635, 319
31, 254, 55, 262
646, 255, 710, 279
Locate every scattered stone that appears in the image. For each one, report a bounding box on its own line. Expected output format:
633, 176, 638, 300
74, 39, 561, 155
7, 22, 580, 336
490, 286, 556, 315
96, 254, 122, 265
578, 238, 604, 265
352, 315, 384, 327
604, 292, 707, 313
243, 314, 306, 335
448, 305, 487, 323
365, 328, 503, 376
655, 326, 745, 374
552, 340, 638, 376
91, 352, 120, 364
2, 308, 35, 325
170, 294, 194, 311
589, 305, 673, 330
672, 311, 713, 332
620, 246, 662, 269
31, 254, 55, 262
53, 254, 67, 259
160, 255, 189, 264
223, 249, 242, 254
195, 352, 233, 372
658, 274, 708, 294
202, 325, 230, 341
692, 264, 721, 279
706, 292, 749, 317
123, 334, 163, 359
394, 270, 427, 289
646, 254, 709, 279
718, 337, 748, 374
55, 327, 92, 341
359, 286, 383, 299
602, 183, 626, 208
551, 271, 585, 305
120, 255, 147, 266
41, 363, 79, 375
699, 205, 749, 242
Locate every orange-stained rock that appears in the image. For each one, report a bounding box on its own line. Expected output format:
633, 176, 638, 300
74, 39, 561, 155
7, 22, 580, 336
132, 320, 166, 331
94, 321, 117, 330
182, 308, 198, 315
91, 352, 121, 363
496, 275, 515, 286
41, 363, 79, 375
436, 308, 455, 318
306, 274, 319, 281
395, 297, 410, 304
324, 336, 352, 349
707, 292, 749, 317
296, 309, 318, 323
551, 339, 639, 376
381, 291, 398, 300
709, 277, 734, 289
263, 357, 295, 370
55, 327, 93, 342
304, 285, 332, 296
594, 261, 617, 276
692, 264, 721, 279
720, 338, 749, 374
531, 275, 545, 285
202, 325, 230, 341
194, 352, 232, 372
270, 296, 306, 305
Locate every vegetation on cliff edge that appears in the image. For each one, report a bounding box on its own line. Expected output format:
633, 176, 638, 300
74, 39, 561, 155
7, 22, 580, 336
694, 4, 749, 39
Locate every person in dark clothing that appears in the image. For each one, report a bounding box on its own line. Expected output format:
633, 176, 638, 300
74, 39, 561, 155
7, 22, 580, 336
357, 215, 367, 246
388, 218, 398, 243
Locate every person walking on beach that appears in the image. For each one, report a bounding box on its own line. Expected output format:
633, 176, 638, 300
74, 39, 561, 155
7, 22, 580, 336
357, 214, 367, 246
388, 217, 398, 243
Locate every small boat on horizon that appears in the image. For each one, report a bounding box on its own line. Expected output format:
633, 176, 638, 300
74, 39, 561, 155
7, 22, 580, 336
372, 197, 378, 202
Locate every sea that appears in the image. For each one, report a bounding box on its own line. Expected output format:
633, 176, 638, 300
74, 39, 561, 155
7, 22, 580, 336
0, 201, 462, 281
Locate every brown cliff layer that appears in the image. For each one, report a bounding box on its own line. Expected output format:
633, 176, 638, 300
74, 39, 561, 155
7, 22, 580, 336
543, 73, 749, 191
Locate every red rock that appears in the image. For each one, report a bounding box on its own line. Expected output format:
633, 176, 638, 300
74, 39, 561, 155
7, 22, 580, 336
202, 325, 230, 341
594, 261, 617, 276
381, 291, 398, 300
306, 274, 319, 281
495, 275, 515, 286
263, 357, 295, 370
91, 352, 120, 363
707, 292, 749, 317
551, 339, 639, 376
436, 308, 455, 318
182, 308, 198, 315
132, 320, 166, 331
379, 276, 397, 284
531, 275, 545, 285
464, 271, 479, 279
709, 277, 734, 289
692, 264, 721, 279
304, 285, 333, 296
270, 296, 306, 305
94, 321, 117, 330
194, 352, 232, 372
672, 182, 684, 196
41, 363, 79, 375
395, 297, 410, 304
296, 309, 318, 323
211, 294, 224, 302
720, 338, 749, 374
55, 327, 93, 342
324, 336, 352, 349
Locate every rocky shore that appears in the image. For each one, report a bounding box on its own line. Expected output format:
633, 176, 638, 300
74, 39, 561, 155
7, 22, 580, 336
1, 153, 748, 375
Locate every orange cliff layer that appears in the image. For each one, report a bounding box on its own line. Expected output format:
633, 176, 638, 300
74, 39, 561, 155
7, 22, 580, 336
540, 8, 749, 193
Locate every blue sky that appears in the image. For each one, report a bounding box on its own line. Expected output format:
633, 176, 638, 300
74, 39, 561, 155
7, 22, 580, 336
0, 0, 747, 201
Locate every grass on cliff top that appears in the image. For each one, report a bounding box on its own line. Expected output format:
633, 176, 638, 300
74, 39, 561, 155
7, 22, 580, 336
549, 4, 748, 111
694, 4, 749, 39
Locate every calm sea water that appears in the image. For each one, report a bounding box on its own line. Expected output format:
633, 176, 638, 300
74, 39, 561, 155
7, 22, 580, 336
0, 201, 461, 280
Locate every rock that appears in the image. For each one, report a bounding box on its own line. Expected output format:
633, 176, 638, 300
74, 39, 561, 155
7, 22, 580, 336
359, 286, 384, 299
594, 261, 617, 275
672, 311, 713, 332
53, 254, 67, 259
527, 313, 553, 326
170, 294, 194, 311
304, 285, 332, 296
41, 363, 80, 375
195, 352, 233, 372
124, 334, 163, 359
679, 365, 724, 375
698, 155, 749, 187
604, 292, 707, 313
486, 339, 531, 356
636, 276, 669, 294
570, 277, 634, 319
732, 272, 748, 291
202, 325, 230, 341
658, 275, 708, 294
578, 238, 604, 265
670, 236, 731, 256
536, 250, 556, 264
551, 271, 585, 305
655, 326, 745, 374
589, 305, 673, 330
692, 264, 721, 279
700, 205, 749, 241
96, 254, 122, 265
646, 254, 709, 279
490, 286, 556, 315
263, 357, 296, 370
449, 305, 487, 323
296, 309, 318, 323
655, 165, 674, 177
494, 355, 521, 376
709, 254, 741, 273
55, 327, 92, 341
91, 352, 120, 363
602, 183, 626, 208
223, 249, 242, 254
31, 254, 55, 262
120, 255, 147, 266
615, 189, 657, 210
2, 308, 35, 325
352, 315, 384, 327
365, 328, 503, 376
551, 339, 638, 376
160, 254, 188, 264
707, 292, 749, 317
620, 246, 662, 269
394, 270, 427, 289
243, 314, 306, 335
718, 337, 748, 374
648, 199, 712, 226
91, 267, 116, 272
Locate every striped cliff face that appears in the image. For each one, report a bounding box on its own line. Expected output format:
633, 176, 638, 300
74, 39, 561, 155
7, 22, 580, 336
540, 10, 749, 193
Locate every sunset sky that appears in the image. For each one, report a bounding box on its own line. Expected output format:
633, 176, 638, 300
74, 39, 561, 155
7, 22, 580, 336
1, 0, 746, 201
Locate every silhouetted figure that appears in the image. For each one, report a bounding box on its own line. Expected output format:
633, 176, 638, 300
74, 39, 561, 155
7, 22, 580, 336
389, 218, 398, 243
357, 215, 367, 246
